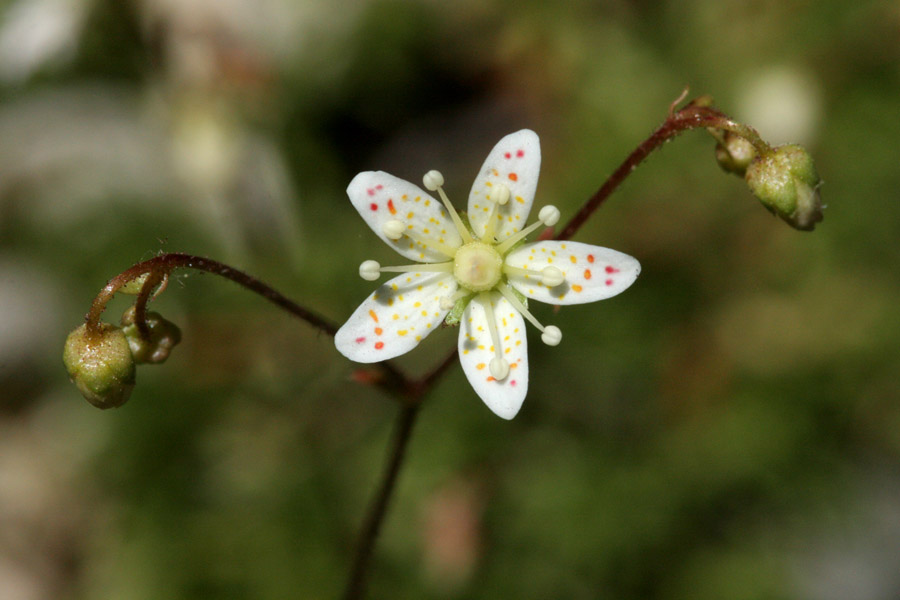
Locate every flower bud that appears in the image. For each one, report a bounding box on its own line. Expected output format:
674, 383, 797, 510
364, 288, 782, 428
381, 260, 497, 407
714, 132, 757, 176
745, 144, 823, 231
63, 323, 136, 409
121, 306, 182, 364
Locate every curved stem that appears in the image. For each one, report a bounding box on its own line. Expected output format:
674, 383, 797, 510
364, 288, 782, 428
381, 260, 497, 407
556, 100, 768, 241
86, 253, 338, 337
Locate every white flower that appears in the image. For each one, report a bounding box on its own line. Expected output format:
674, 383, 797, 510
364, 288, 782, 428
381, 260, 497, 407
335, 130, 640, 419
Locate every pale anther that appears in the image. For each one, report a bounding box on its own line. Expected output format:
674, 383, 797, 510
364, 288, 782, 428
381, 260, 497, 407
493, 184, 510, 205
423, 170, 444, 191
538, 205, 560, 226
383, 220, 405, 240
541, 325, 562, 346
359, 260, 381, 281
490, 357, 510, 380
541, 266, 565, 287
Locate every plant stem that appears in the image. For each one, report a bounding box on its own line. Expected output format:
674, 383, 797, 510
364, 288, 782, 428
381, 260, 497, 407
556, 101, 767, 241
85, 253, 338, 337
342, 401, 421, 600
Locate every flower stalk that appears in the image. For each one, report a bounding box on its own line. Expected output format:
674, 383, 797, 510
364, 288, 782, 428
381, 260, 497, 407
65, 92, 823, 600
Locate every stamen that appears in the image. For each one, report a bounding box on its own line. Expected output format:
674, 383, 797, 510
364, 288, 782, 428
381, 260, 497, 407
480, 184, 511, 243
538, 205, 560, 226
492, 183, 511, 205
479, 292, 509, 380
379, 262, 454, 274
495, 205, 561, 254
497, 283, 563, 347
502, 264, 566, 287
383, 220, 405, 240
360, 259, 453, 281
540, 266, 565, 287
359, 260, 381, 281
541, 325, 562, 346
423, 170, 474, 244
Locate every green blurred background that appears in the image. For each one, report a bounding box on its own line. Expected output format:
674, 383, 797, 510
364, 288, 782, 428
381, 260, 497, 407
2, 0, 899, 598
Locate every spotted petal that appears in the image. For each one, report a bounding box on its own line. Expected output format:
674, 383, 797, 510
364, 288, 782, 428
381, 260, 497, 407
347, 171, 463, 263
335, 273, 457, 363
457, 292, 528, 419
467, 130, 541, 243
505, 240, 641, 305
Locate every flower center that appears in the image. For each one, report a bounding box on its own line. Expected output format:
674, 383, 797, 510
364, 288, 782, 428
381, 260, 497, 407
453, 242, 503, 292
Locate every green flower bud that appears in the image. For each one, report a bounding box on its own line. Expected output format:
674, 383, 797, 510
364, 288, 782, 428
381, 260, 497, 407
745, 144, 823, 231
63, 323, 136, 409
714, 132, 757, 176
121, 306, 182, 364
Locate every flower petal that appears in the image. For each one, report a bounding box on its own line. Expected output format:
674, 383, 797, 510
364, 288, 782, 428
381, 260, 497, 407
467, 130, 541, 242
457, 292, 528, 419
335, 273, 457, 363
505, 240, 641, 305
347, 171, 462, 263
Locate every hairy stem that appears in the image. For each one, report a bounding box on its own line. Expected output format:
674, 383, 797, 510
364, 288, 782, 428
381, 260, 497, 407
86, 253, 338, 337
556, 100, 768, 241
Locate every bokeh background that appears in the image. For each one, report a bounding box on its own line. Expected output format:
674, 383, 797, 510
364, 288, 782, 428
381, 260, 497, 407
2, 0, 899, 598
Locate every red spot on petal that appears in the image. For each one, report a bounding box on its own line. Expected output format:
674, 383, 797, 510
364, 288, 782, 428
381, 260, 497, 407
584, 269, 592, 280
369, 203, 378, 211
367, 188, 375, 196
374, 327, 383, 335
387, 199, 396, 215
486, 376, 496, 382
504, 152, 511, 159
605, 266, 619, 274
375, 184, 383, 190
508, 172, 518, 182
605, 279, 613, 286
355, 337, 366, 343
374, 341, 384, 350
587, 254, 595, 263
516, 149, 524, 157
510, 380, 517, 386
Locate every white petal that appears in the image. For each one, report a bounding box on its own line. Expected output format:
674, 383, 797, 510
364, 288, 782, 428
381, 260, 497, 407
467, 130, 541, 242
347, 171, 462, 263
457, 293, 528, 419
335, 273, 457, 362
505, 241, 640, 305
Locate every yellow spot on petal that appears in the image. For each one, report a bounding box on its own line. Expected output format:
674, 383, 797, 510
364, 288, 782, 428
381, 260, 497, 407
398, 330, 408, 336
516, 195, 524, 204
570, 255, 577, 264
572, 284, 583, 292
476, 363, 486, 370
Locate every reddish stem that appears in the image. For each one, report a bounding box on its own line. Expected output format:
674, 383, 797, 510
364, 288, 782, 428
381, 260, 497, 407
556, 102, 768, 241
